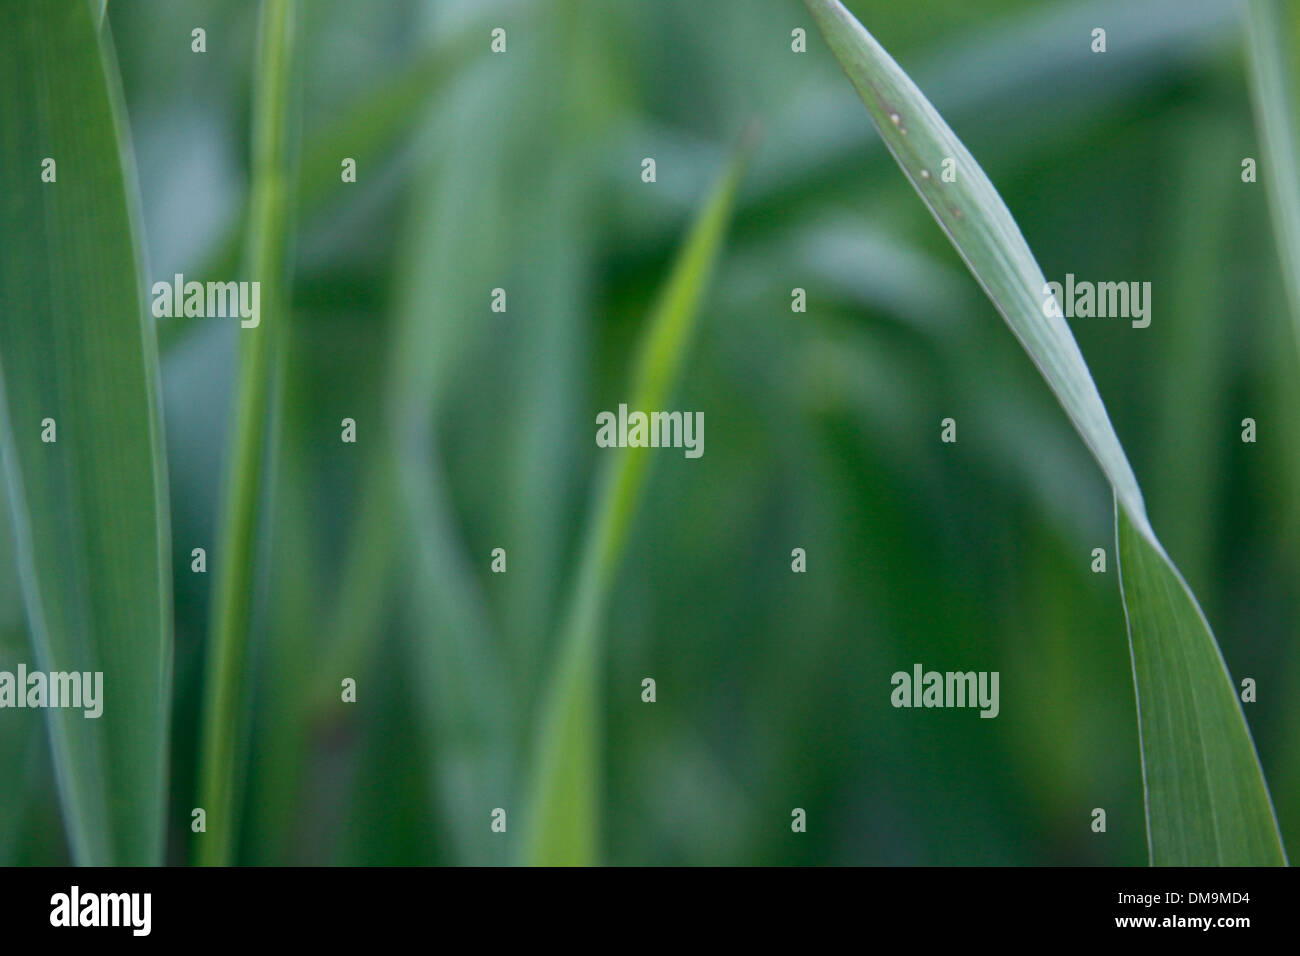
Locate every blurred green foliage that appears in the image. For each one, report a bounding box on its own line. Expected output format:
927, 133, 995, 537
2, 0, 1296, 865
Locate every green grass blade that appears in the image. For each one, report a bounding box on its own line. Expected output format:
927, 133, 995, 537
804, 0, 1146, 533
1245, 0, 1300, 357
195, 0, 298, 867
1116, 506, 1286, 864
0, 0, 171, 865
805, 0, 1286, 865
524, 139, 753, 865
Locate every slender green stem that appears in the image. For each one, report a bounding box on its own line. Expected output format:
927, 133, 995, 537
195, 0, 297, 867
523, 143, 752, 864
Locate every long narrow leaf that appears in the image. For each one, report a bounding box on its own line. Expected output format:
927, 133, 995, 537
0, 0, 171, 865
195, 0, 298, 867
1116, 507, 1285, 863
805, 0, 1285, 865
524, 140, 753, 865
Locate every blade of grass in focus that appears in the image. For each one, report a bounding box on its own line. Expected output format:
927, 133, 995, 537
1114, 507, 1285, 864
195, 0, 298, 867
523, 137, 754, 865
1245, 0, 1300, 362
0, 0, 172, 865
805, 0, 1286, 865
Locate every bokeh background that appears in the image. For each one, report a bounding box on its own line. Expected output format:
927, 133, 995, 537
1, 0, 1297, 865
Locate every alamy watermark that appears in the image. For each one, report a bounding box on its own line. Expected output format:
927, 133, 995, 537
151, 273, 260, 328
0, 664, 102, 718
50, 886, 150, 936
1042, 274, 1151, 328
595, 403, 704, 458
891, 663, 999, 718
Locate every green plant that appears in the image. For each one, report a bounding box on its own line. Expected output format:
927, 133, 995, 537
1, 0, 1294, 870
194, 0, 298, 867
524, 139, 754, 865
804, 0, 1286, 865
0, 0, 171, 866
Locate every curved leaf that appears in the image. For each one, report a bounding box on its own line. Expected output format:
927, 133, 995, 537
805, 0, 1286, 865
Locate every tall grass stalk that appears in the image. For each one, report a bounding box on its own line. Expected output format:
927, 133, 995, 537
195, 0, 297, 867
524, 141, 753, 865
